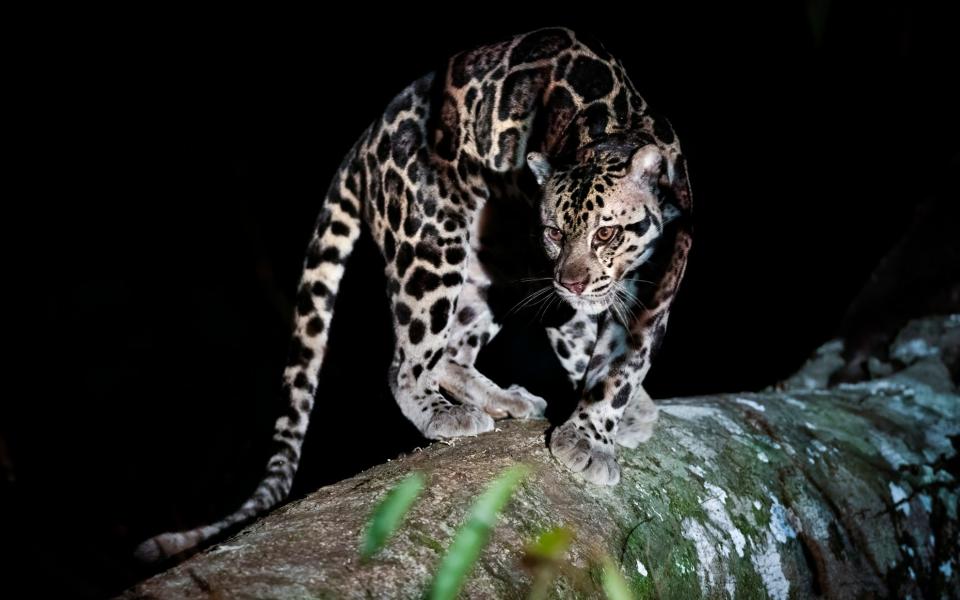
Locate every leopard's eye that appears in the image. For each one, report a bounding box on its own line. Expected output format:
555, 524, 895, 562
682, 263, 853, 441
594, 226, 618, 243
544, 226, 564, 243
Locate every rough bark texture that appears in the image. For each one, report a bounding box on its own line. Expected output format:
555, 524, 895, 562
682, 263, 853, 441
122, 315, 959, 599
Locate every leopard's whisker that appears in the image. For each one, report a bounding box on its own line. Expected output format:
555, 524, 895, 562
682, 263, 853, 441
506, 285, 553, 316
537, 293, 560, 323
616, 296, 632, 328
612, 291, 640, 345
618, 290, 639, 321
612, 286, 637, 328
616, 301, 630, 329
512, 276, 555, 284
524, 289, 556, 326
616, 282, 647, 314
511, 288, 552, 315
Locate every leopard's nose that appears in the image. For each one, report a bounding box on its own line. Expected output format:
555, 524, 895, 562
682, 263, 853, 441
559, 276, 589, 295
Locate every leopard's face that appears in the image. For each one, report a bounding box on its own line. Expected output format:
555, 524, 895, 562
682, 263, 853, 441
527, 144, 672, 316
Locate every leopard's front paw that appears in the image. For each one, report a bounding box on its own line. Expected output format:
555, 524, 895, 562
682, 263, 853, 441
549, 422, 621, 485
423, 403, 495, 439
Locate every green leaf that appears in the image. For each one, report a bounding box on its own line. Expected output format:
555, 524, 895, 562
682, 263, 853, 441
525, 527, 573, 563
360, 472, 425, 560
524, 527, 574, 600
601, 556, 634, 600
428, 465, 530, 600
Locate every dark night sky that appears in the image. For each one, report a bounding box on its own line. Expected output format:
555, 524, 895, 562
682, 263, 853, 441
5, 3, 959, 598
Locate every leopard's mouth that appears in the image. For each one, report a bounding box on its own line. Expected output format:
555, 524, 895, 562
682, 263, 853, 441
554, 287, 613, 315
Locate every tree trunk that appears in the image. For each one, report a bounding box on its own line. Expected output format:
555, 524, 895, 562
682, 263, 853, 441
121, 315, 959, 599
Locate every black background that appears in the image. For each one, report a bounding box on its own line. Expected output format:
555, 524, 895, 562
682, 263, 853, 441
5, 3, 958, 597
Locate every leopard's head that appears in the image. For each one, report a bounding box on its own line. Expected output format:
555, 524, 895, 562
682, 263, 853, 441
527, 139, 680, 316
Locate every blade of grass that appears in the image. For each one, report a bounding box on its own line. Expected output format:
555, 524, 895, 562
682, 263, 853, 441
359, 472, 425, 560
428, 465, 530, 600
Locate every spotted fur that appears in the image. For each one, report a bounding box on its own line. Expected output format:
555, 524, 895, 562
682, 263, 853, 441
135, 27, 692, 561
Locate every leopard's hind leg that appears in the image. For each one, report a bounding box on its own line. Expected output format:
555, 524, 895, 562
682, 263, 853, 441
615, 384, 659, 448
384, 193, 497, 440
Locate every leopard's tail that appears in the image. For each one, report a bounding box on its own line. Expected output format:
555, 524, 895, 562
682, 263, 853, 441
134, 142, 366, 562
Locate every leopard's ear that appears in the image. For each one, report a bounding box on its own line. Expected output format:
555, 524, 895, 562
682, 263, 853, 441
526, 152, 554, 186
628, 145, 662, 188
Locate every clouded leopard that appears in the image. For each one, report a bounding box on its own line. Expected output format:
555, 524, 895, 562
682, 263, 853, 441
137, 27, 692, 561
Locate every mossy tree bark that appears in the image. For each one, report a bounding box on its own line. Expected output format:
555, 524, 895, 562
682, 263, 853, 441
122, 315, 959, 599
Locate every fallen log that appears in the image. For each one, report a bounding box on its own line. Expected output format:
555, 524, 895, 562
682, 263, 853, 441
122, 315, 959, 599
